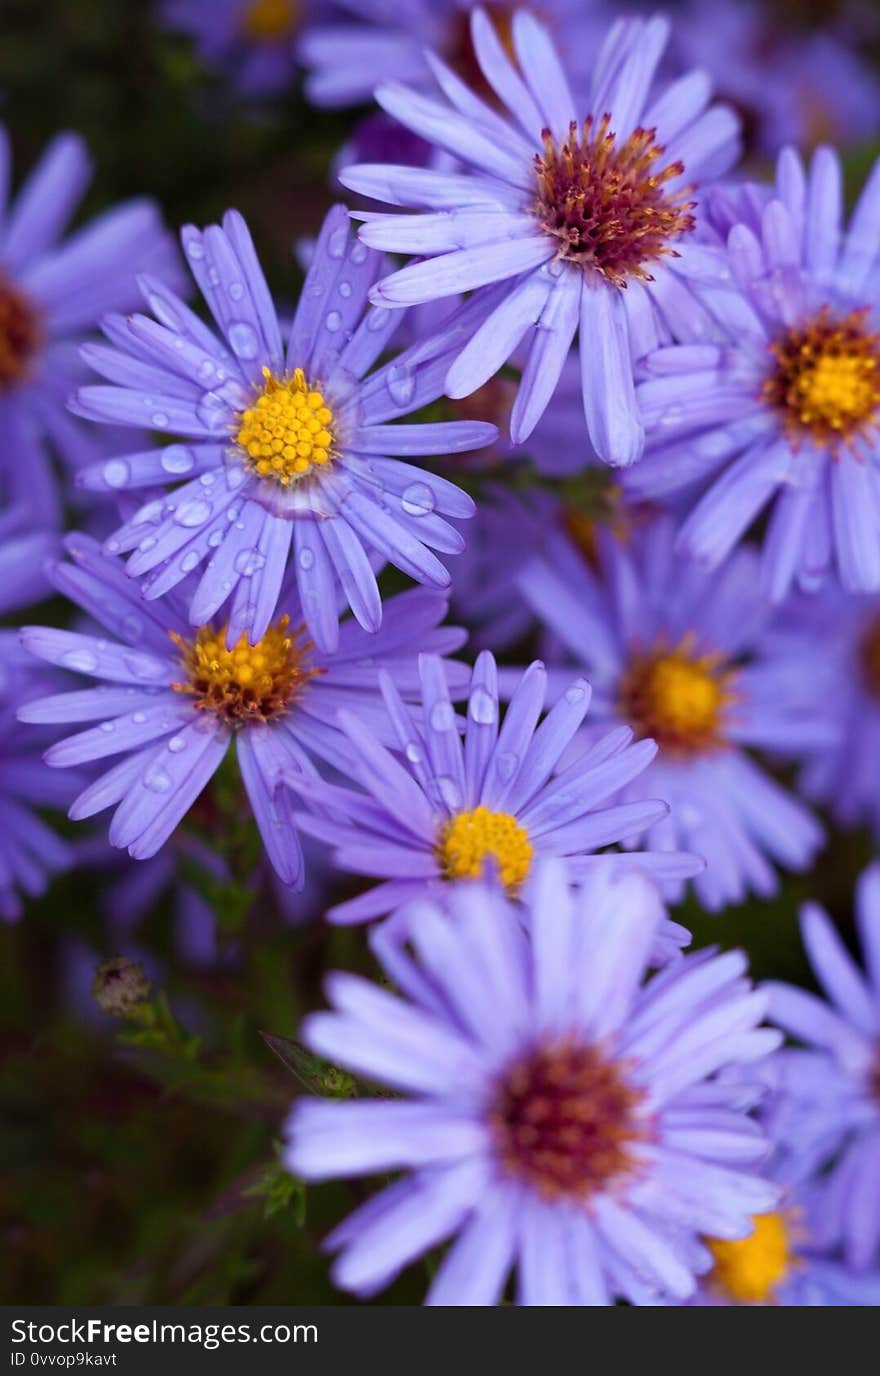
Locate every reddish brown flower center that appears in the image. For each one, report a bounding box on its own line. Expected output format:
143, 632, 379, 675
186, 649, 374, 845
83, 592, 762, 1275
489, 1038, 646, 1202
763, 307, 880, 451
534, 116, 696, 286
170, 616, 320, 726
860, 613, 880, 702
0, 273, 42, 391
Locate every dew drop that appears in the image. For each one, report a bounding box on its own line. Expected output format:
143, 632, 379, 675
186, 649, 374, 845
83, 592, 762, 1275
228, 321, 259, 359
386, 362, 415, 407
435, 774, 461, 810
468, 687, 497, 725
328, 225, 348, 260
350, 240, 368, 265
338, 280, 352, 298
99, 720, 115, 733
131, 712, 147, 725
174, 500, 212, 528
161, 445, 195, 475
185, 238, 205, 261
401, 482, 435, 517
167, 735, 187, 754
181, 550, 201, 573
151, 412, 169, 429
298, 547, 314, 571
103, 459, 130, 489
564, 683, 587, 706
63, 649, 98, 673
496, 751, 518, 781
325, 310, 342, 333
144, 766, 172, 794
228, 281, 245, 302
430, 699, 455, 732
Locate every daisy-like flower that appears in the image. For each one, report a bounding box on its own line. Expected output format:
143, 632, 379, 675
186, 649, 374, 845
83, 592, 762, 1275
628, 145, 880, 599
764, 587, 880, 840
764, 866, 880, 1272
18, 532, 466, 888
160, 0, 310, 97
680, 1165, 880, 1306
340, 8, 740, 460
285, 860, 780, 1304
71, 205, 495, 653
670, 0, 880, 158
518, 516, 827, 911
0, 125, 180, 523
289, 644, 703, 926
301, 1, 603, 109
0, 635, 77, 921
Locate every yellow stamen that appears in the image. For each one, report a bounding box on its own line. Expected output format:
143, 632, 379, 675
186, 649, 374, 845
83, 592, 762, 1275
619, 637, 735, 755
707, 1212, 794, 1304
437, 806, 533, 891
241, 0, 299, 43
171, 616, 319, 725
764, 307, 880, 450
236, 367, 336, 486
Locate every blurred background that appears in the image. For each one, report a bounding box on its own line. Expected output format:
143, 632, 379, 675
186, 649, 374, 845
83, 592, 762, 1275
1, 0, 879, 1305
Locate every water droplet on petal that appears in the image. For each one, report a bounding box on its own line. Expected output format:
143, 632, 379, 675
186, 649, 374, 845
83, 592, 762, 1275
63, 649, 98, 673
228, 322, 259, 359
196, 392, 230, 433
161, 445, 195, 475
228, 281, 245, 302
131, 712, 147, 725
174, 500, 212, 528
435, 774, 461, 810
167, 735, 187, 754
298, 547, 314, 571
144, 765, 172, 794
496, 751, 518, 781
325, 310, 342, 334
564, 683, 587, 706
100, 720, 115, 733
181, 550, 201, 573
401, 482, 435, 517
405, 741, 422, 765
338, 280, 352, 298
328, 225, 348, 259
430, 699, 455, 732
103, 459, 130, 489
386, 362, 416, 407
468, 687, 497, 725
186, 239, 204, 261
350, 240, 368, 265
152, 412, 169, 429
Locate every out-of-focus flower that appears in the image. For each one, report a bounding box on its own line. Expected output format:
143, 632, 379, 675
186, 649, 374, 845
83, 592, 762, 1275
290, 646, 703, 925
160, 0, 310, 97
0, 506, 57, 615
765, 866, 880, 1271
285, 860, 780, 1304
670, 0, 880, 157
518, 516, 828, 910
19, 532, 467, 888
629, 146, 880, 599
0, 634, 78, 921
0, 126, 181, 523
72, 206, 495, 652
301, 0, 604, 109
340, 9, 740, 459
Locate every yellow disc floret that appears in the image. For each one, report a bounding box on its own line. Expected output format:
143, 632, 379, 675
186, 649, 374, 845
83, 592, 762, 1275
764, 307, 880, 450
236, 367, 336, 486
171, 616, 318, 725
242, 0, 300, 42
619, 638, 735, 756
707, 1212, 794, 1304
437, 806, 533, 891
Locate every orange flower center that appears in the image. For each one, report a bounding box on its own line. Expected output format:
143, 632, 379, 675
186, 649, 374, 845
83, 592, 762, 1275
171, 616, 319, 725
763, 307, 880, 450
619, 639, 735, 755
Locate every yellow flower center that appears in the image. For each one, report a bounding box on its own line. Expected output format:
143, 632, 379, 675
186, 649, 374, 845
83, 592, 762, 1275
437, 806, 533, 891
707, 1212, 794, 1304
764, 307, 880, 450
241, 0, 299, 42
0, 272, 42, 391
619, 641, 734, 755
171, 616, 319, 725
236, 367, 336, 486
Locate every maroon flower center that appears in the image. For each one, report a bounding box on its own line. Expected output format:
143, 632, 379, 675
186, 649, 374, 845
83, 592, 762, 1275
0, 273, 42, 391
489, 1037, 647, 1202
860, 613, 880, 702
534, 116, 696, 286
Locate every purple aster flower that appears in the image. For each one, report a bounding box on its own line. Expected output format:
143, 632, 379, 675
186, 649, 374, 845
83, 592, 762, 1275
0, 505, 57, 615
18, 532, 466, 888
762, 586, 880, 839
678, 1162, 880, 1306
301, 1, 604, 110
289, 644, 703, 926
518, 515, 827, 911
160, 0, 310, 97
0, 126, 181, 523
340, 9, 740, 460
764, 866, 880, 1272
628, 145, 880, 599
670, 0, 880, 158
0, 634, 77, 921
71, 205, 495, 653
285, 860, 781, 1304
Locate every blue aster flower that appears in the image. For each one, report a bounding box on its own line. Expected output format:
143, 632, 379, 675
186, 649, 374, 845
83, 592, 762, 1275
0, 125, 181, 523
18, 532, 467, 888
678, 1165, 880, 1306
285, 860, 781, 1304
71, 204, 495, 653
518, 515, 828, 911
159, 0, 311, 96
301, 0, 604, 109
0, 634, 77, 921
764, 866, 880, 1272
289, 644, 704, 926
670, 0, 880, 158
340, 8, 740, 460
628, 145, 880, 599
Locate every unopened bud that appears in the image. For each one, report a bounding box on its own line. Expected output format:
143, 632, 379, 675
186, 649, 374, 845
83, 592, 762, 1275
92, 956, 151, 1018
